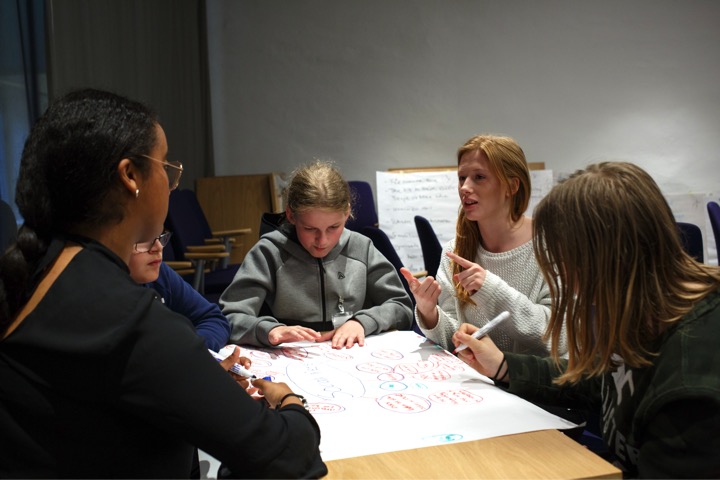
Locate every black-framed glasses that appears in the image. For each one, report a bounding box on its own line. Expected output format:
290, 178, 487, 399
141, 155, 183, 191
134, 231, 173, 253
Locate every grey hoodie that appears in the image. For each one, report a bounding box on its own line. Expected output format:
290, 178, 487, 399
220, 222, 413, 347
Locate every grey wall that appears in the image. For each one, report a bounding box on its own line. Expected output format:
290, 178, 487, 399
46, 0, 213, 190
207, 0, 720, 195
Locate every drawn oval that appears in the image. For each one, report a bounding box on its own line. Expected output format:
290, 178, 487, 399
249, 350, 278, 361
429, 353, 467, 372
376, 393, 431, 413
308, 403, 345, 414
411, 370, 452, 382
377, 372, 404, 382
356, 362, 393, 374
428, 389, 484, 405
248, 359, 273, 368
286, 362, 365, 400
254, 370, 282, 381
394, 360, 436, 374
371, 349, 404, 360
281, 346, 308, 360
324, 351, 354, 361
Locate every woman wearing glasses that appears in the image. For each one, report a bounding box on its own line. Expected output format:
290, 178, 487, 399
0, 89, 326, 478
128, 231, 230, 352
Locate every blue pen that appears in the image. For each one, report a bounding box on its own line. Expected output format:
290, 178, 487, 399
208, 349, 257, 378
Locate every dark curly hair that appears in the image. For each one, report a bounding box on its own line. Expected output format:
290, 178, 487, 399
0, 88, 158, 331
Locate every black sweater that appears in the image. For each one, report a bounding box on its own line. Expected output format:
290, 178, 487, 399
0, 238, 326, 478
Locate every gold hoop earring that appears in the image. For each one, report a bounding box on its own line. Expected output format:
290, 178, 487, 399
135, 189, 140, 198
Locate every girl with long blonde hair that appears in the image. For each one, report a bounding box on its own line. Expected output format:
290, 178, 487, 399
402, 134, 566, 357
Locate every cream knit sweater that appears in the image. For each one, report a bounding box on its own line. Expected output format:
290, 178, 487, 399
418, 238, 567, 357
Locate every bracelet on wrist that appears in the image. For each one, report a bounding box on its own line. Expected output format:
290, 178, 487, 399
276, 393, 309, 410
491, 355, 508, 383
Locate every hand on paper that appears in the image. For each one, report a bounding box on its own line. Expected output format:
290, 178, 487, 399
452, 323, 506, 380
400, 267, 441, 327
219, 345, 258, 393
320, 319, 365, 349
446, 251, 486, 296
250, 377, 299, 410
268, 325, 322, 346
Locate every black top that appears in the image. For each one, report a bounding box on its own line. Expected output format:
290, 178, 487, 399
0, 237, 326, 478
505, 289, 720, 478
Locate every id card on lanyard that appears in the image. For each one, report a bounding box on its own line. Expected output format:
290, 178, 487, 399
332, 295, 353, 328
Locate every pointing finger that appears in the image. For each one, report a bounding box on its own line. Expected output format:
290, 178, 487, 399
399, 267, 418, 286
400, 267, 415, 283
446, 251, 473, 268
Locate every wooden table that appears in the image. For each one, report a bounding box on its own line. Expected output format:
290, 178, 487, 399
324, 429, 621, 479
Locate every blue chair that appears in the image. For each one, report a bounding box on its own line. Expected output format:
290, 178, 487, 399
346, 181, 378, 232
414, 215, 442, 278
165, 189, 247, 300
259, 212, 286, 238
360, 226, 425, 335
162, 234, 233, 304
707, 201, 720, 265
165, 189, 251, 268
676, 221, 704, 263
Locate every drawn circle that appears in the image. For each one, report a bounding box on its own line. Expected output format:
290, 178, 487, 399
376, 393, 431, 413
379, 381, 407, 391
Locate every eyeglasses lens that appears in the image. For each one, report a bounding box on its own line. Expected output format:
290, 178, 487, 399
140, 155, 183, 191
134, 232, 172, 253
166, 161, 183, 191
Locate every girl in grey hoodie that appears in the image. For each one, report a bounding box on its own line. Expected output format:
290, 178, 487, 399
220, 160, 413, 349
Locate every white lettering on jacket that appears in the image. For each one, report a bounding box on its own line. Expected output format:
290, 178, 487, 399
603, 356, 639, 470
611, 362, 634, 405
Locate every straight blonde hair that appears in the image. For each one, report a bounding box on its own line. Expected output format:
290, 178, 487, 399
284, 160, 352, 216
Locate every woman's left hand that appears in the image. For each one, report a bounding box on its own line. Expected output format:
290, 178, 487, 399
446, 251, 487, 296
318, 319, 365, 349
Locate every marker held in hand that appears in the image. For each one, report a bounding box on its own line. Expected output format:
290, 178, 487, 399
453, 311, 510, 354
208, 349, 257, 378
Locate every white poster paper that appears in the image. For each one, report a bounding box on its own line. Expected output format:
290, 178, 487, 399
231, 331, 576, 461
